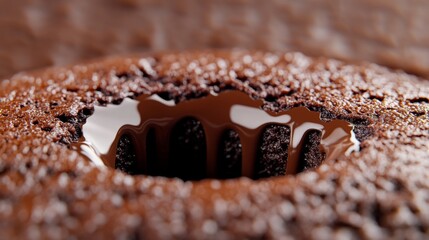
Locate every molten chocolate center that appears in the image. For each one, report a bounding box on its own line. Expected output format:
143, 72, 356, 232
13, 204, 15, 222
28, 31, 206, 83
74, 91, 359, 180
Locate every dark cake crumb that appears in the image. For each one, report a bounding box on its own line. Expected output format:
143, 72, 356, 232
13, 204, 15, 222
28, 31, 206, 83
218, 130, 242, 179
115, 134, 139, 175
256, 125, 290, 178
298, 130, 325, 171
169, 118, 207, 181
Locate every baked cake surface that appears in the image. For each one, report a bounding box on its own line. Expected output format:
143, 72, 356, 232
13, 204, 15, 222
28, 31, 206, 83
1, 0, 429, 78
1, 50, 429, 239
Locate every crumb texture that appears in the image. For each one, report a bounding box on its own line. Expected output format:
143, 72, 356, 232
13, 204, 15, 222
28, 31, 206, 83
1, 50, 429, 239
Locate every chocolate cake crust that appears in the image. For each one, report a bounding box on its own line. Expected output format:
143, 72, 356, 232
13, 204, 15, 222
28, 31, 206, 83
1, 50, 429, 239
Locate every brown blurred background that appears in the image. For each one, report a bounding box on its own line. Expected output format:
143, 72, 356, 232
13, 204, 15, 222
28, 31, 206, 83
0, 0, 428, 78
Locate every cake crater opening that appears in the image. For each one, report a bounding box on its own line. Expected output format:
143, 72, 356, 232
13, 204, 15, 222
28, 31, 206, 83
73, 91, 359, 180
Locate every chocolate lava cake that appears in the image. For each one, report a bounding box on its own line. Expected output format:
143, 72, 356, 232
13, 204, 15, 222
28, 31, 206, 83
0, 50, 429, 239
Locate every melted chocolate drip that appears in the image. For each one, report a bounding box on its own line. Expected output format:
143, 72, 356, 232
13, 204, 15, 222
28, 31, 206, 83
73, 91, 359, 180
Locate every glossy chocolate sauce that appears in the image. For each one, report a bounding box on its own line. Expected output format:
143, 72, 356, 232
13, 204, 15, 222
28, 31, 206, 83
74, 91, 359, 179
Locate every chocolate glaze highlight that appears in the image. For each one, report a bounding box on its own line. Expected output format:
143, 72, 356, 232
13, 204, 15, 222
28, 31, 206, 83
75, 91, 359, 179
